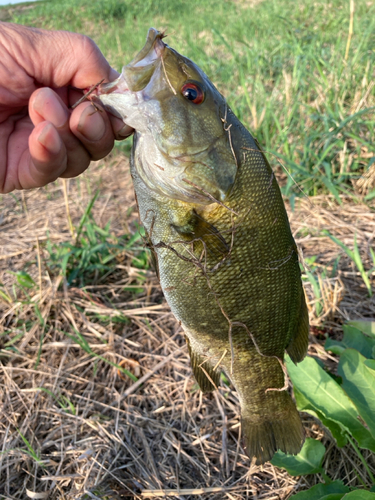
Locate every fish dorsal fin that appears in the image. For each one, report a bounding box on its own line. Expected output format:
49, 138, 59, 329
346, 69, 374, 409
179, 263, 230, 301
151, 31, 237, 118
286, 291, 309, 363
185, 335, 221, 393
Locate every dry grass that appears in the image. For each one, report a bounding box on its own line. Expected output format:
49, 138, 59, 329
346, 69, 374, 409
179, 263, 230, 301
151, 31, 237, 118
0, 155, 374, 499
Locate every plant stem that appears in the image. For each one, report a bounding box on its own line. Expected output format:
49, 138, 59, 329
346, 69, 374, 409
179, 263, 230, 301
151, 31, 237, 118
347, 434, 375, 485
62, 179, 75, 238
344, 0, 355, 61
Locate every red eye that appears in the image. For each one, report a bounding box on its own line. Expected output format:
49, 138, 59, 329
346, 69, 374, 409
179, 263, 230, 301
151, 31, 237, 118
181, 82, 205, 104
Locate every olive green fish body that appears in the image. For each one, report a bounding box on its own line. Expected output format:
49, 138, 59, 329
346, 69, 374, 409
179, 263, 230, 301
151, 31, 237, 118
132, 110, 307, 463
97, 29, 309, 464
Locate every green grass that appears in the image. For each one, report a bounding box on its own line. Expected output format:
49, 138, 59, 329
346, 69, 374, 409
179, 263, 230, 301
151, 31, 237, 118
45, 191, 148, 287
3, 0, 375, 200
323, 230, 375, 297
1, 3, 374, 493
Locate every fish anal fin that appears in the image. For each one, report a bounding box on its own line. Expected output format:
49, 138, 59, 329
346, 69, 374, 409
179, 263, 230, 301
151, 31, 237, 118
185, 335, 221, 393
286, 292, 309, 364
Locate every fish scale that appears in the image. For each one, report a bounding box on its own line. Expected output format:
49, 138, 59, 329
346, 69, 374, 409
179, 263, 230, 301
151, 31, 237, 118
96, 28, 309, 464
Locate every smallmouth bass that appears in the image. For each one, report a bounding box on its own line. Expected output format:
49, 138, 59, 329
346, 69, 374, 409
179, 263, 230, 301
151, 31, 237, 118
96, 28, 309, 464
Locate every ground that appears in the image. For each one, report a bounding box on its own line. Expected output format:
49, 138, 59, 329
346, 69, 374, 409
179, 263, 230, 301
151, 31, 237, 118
0, 0, 374, 496
1, 153, 374, 499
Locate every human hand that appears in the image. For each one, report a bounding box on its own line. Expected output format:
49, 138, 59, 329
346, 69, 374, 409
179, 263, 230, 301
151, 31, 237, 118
0, 22, 133, 193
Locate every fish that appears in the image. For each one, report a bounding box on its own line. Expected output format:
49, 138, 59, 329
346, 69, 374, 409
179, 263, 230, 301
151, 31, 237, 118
95, 28, 309, 464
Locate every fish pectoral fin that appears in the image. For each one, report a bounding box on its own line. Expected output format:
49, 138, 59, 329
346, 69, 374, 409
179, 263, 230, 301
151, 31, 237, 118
191, 211, 229, 252
185, 335, 221, 393
286, 291, 309, 363
171, 210, 229, 258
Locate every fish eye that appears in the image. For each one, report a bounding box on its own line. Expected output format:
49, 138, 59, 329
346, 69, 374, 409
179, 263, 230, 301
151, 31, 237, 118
181, 82, 205, 104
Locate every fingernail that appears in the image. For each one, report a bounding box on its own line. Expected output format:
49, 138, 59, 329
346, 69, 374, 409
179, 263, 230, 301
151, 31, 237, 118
117, 124, 133, 139
33, 88, 69, 128
78, 105, 106, 141
37, 122, 61, 155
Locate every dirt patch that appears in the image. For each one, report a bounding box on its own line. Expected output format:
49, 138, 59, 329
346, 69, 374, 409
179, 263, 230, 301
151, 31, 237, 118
0, 156, 374, 498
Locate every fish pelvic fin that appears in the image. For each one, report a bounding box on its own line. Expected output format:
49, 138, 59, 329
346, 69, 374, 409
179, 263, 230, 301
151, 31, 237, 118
286, 290, 309, 363
242, 395, 305, 465
185, 335, 221, 393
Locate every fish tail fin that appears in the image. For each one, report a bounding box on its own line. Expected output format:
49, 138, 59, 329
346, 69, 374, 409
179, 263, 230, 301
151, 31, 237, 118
287, 292, 309, 363
242, 395, 304, 465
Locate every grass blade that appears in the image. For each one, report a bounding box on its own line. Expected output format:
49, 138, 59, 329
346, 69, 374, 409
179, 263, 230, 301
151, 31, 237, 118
322, 231, 372, 296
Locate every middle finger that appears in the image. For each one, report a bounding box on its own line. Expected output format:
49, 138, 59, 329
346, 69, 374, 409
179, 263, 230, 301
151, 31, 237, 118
29, 87, 92, 178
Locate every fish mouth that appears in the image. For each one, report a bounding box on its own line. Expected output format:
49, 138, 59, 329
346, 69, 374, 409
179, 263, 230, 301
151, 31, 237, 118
99, 28, 166, 96
94, 28, 236, 205
130, 28, 166, 70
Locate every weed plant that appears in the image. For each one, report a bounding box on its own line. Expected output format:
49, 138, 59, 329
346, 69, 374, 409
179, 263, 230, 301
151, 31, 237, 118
273, 321, 375, 498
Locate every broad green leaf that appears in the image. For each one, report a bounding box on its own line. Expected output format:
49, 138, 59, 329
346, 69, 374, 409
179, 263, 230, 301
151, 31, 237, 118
324, 339, 346, 356
294, 388, 347, 447
291, 480, 349, 499
342, 492, 375, 499
286, 356, 375, 451
325, 326, 375, 359
347, 320, 375, 339
271, 438, 325, 476
365, 360, 375, 370
321, 495, 346, 500
338, 349, 375, 438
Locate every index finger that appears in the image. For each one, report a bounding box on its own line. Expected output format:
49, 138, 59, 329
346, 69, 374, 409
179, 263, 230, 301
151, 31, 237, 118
2, 22, 119, 89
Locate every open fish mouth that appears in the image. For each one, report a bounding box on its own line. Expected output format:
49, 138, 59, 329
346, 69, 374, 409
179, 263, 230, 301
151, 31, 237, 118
92, 28, 238, 204
91, 28, 171, 130
98, 28, 166, 97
